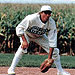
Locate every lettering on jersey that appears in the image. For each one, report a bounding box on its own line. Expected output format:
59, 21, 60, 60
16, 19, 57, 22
27, 26, 50, 35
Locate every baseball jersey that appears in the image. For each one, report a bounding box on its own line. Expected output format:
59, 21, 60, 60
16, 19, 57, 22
16, 13, 57, 48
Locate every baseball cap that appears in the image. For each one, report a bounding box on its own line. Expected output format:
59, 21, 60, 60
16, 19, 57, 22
40, 5, 52, 12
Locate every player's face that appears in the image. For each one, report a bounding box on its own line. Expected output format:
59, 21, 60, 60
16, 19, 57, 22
40, 11, 52, 23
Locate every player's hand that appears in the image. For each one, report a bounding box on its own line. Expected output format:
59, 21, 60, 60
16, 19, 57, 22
21, 41, 29, 49
21, 35, 29, 50
40, 58, 54, 73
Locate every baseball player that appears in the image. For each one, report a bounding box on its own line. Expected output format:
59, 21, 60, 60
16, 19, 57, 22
8, 5, 71, 75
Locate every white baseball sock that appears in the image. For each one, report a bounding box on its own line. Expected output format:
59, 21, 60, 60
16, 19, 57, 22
54, 56, 63, 72
8, 45, 27, 73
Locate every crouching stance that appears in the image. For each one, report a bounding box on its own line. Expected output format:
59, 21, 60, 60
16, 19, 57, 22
8, 5, 70, 75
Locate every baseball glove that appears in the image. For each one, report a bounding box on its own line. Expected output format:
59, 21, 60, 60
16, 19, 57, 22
40, 58, 54, 73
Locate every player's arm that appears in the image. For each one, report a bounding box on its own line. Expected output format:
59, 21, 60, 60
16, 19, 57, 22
16, 17, 30, 49
48, 26, 57, 59
48, 28, 57, 59
48, 48, 54, 59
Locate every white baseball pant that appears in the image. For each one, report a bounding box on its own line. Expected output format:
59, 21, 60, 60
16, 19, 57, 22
8, 33, 63, 74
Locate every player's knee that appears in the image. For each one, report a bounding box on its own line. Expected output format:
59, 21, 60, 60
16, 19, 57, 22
53, 48, 59, 55
52, 48, 60, 60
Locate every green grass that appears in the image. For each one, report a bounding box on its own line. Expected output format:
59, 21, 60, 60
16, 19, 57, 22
0, 53, 75, 69
60, 56, 75, 69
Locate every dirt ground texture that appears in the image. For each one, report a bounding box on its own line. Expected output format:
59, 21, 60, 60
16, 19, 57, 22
0, 67, 75, 75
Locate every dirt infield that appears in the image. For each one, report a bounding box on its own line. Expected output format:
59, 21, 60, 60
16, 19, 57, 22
0, 67, 75, 75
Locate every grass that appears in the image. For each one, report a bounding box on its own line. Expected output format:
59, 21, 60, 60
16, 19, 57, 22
60, 56, 75, 69
0, 53, 75, 69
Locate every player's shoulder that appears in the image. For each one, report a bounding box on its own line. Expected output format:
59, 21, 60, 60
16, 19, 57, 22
26, 13, 39, 21
49, 17, 56, 25
48, 17, 56, 29
49, 17, 55, 23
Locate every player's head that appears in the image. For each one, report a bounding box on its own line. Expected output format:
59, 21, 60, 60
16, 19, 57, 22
39, 5, 52, 23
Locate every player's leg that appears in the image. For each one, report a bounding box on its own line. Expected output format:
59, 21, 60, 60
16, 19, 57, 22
31, 34, 50, 53
8, 34, 29, 75
31, 35, 70, 75
52, 48, 63, 72
52, 48, 70, 75
8, 45, 27, 75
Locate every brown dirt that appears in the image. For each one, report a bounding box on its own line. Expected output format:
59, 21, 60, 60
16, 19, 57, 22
0, 67, 75, 75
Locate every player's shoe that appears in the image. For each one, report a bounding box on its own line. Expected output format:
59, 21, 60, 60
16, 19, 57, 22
57, 70, 71, 75
8, 68, 15, 75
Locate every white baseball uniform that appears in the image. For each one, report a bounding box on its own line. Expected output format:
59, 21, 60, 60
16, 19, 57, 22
8, 13, 63, 74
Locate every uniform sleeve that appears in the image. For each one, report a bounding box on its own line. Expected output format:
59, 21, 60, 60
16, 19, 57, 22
48, 18, 57, 48
16, 17, 30, 36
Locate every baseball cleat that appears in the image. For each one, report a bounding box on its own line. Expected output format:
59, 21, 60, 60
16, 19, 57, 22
8, 68, 15, 75
57, 70, 71, 75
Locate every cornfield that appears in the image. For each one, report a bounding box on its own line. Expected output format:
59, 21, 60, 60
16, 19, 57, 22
0, 3, 75, 54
